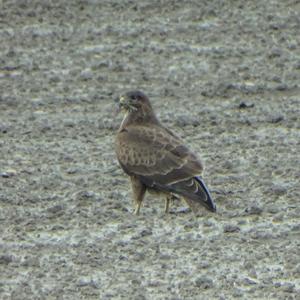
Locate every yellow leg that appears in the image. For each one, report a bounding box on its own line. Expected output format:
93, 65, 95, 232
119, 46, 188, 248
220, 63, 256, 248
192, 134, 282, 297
164, 196, 170, 213
130, 176, 146, 215
134, 202, 142, 215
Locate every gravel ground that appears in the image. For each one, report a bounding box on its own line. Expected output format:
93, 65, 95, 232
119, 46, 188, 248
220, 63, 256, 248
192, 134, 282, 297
0, 0, 300, 299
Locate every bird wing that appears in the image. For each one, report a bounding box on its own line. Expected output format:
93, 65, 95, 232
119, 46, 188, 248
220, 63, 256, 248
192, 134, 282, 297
116, 124, 216, 212
116, 124, 203, 183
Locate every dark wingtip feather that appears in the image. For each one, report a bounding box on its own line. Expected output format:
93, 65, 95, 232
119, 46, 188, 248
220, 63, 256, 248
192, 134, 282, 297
195, 176, 217, 212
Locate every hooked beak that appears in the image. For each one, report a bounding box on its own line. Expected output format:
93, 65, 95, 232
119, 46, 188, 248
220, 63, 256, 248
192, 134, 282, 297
117, 95, 137, 112
119, 96, 126, 108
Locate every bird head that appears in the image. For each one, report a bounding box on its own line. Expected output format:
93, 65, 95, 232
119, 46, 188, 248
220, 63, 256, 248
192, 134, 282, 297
118, 91, 152, 113
116, 91, 159, 126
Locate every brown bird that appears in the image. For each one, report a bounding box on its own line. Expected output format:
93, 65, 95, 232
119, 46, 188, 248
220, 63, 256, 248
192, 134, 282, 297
115, 91, 216, 215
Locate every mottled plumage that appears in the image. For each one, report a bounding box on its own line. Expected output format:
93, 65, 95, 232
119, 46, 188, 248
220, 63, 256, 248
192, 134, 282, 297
115, 91, 216, 214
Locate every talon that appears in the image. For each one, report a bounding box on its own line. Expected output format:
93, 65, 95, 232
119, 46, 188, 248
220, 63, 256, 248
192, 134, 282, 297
134, 202, 141, 215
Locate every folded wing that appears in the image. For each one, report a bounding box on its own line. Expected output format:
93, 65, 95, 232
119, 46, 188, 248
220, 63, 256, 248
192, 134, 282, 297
116, 124, 216, 212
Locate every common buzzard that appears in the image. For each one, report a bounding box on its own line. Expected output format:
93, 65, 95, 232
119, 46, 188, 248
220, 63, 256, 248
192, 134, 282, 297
115, 91, 216, 215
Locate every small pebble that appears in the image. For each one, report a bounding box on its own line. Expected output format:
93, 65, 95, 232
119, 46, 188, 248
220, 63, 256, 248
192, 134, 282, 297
270, 185, 287, 195
269, 115, 284, 124
244, 205, 263, 215
238, 101, 254, 109
223, 224, 240, 233
194, 276, 213, 289
140, 229, 152, 237
0, 169, 17, 178
0, 255, 13, 264
80, 69, 93, 80
47, 204, 64, 214
0, 124, 9, 133
244, 277, 257, 285
175, 115, 200, 127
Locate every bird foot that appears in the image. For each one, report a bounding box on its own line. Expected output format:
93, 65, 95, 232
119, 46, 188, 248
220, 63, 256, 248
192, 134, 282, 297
133, 203, 141, 215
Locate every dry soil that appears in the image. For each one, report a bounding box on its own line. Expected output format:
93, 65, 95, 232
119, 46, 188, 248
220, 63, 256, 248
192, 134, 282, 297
0, 1, 300, 299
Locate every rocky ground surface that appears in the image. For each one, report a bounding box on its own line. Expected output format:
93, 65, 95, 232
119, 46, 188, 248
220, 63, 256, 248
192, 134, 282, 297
0, 0, 300, 299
